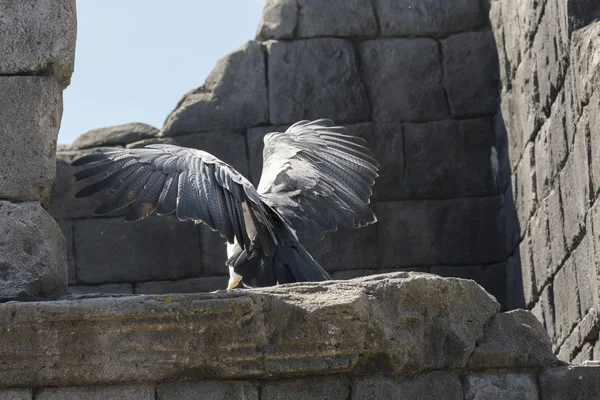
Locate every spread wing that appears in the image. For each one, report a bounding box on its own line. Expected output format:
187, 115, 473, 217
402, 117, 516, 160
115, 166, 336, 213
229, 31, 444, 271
71, 144, 277, 256
257, 119, 379, 240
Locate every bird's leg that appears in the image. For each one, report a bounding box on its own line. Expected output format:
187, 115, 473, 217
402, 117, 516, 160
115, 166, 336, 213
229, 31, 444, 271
227, 266, 243, 290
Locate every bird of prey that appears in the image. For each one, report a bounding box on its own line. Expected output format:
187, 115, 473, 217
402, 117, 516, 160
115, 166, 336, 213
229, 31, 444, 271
71, 119, 379, 289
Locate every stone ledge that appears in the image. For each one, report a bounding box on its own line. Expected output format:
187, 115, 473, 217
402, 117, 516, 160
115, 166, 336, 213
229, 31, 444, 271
0, 272, 557, 388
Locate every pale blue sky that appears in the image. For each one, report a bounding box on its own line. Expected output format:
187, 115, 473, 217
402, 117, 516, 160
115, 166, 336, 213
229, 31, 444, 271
59, 1, 264, 145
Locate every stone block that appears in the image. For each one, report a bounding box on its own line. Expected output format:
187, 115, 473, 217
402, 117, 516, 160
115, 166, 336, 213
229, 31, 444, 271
430, 264, 506, 309
157, 381, 258, 400
540, 366, 600, 400
504, 252, 526, 310
0, 0, 76, 87
374, 0, 485, 36
162, 41, 268, 136
559, 129, 590, 250
501, 185, 520, 257
36, 385, 155, 400
493, 110, 511, 194
71, 123, 158, 150
0, 201, 66, 301
403, 118, 496, 199
464, 373, 538, 400
547, 188, 567, 269
554, 260, 581, 343
467, 309, 558, 368
360, 38, 449, 122
442, 30, 500, 116
534, 284, 557, 341
367, 124, 406, 200
0, 389, 31, 400
267, 38, 369, 125
199, 224, 228, 276
588, 93, 600, 197
377, 197, 504, 268
352, 371, 462, 400
573, 237, 596, 316
332, 268, 413, 280
74, 216, 202, 284
256, 0, 297, 40
572, 343, 594, 365
519, 230, 536, 306
533, 0, 570, 115
572, 23, 600, 105
68, 283, 133, 295
56, 219, 76, 285
0, 76, 62, 206
296, 0, 377, 38
262, 376, 349, 400
530, 200, 552, 290
135, 277, 228, 294
0, 273, 499, 387
512, 142, 537, 231
302, 223, 378, 272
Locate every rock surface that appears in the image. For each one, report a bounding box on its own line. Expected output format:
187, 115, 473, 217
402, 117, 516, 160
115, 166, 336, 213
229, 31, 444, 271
0, 0, 76, 87
0, 76, 62, 206
161, 41, 268, 136
70, 123, 159, 150
0, 201, 67, 301
0, 272, 502, 387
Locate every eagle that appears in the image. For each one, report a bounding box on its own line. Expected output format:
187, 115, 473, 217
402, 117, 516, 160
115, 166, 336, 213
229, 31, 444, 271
71, 119, 379, 289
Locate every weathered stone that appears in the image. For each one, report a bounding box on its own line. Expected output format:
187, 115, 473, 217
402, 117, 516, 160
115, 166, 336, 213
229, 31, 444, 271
572, 23, 600, 105
547, 188, 567, 269
0, 389, 32, 400
512, 143, 537, 231
0, 0, 76, 87
74, 216, 202, 284
494, 111, 512, 194
0, 272, 499, 387
199, 224, 228, 276
367, 124, 405, 200
519, 230, 536, 306
573, 343, 594, 365
374, 0, 485, 36
403, 118, 496, 198
504, 252, 526, 310
267, 38, 369, 125
262, 376, 349, 400
442, 30, 500, 116
360, 38, 449, 122
56, 219, 76, 285
332, 268, 406, 280
36, 385, 154, 400
68, 284, 134, 295
161, 41, 268, 136
501, 185, 520, 257
531, 200, 552, 291
540, 366, 600, 400
534, 284, 557, 341
559, 129, 590, 251
0, 201, 66, 301
464, 373, 538, 400
431, 264, 506, 309
377, 197, 504, 268
573, 237, 596, 316
157, 381, 257, 400
71, 123, 158, 150
352, 371, 462, 400
588, 202, 600, 311
256, 0, 297, 40
554, 260, 581, 344
135, 277, 228, 294
0, 77, 62, 205
297, 0, 377, 38
468, 309, 559, 368
589, 93, 600, 197
302, 224, 378, 271
555, 308, 600, 361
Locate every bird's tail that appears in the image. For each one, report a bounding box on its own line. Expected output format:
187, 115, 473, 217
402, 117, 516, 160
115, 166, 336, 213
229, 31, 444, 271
230, 225, 330, 287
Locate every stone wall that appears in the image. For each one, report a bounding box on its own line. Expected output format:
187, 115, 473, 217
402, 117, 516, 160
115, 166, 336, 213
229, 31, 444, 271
489, 0, 600, 362
50, 0, 518, 309
3, 272, 599, 400
0, 0, 77, 301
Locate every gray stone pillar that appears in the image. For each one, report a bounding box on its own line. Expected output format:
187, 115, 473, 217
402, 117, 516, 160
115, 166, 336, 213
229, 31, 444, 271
0, 0, 76, 301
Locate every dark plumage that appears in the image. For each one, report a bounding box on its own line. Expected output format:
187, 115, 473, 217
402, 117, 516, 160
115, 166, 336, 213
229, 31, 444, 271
71, 119, 379, 289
